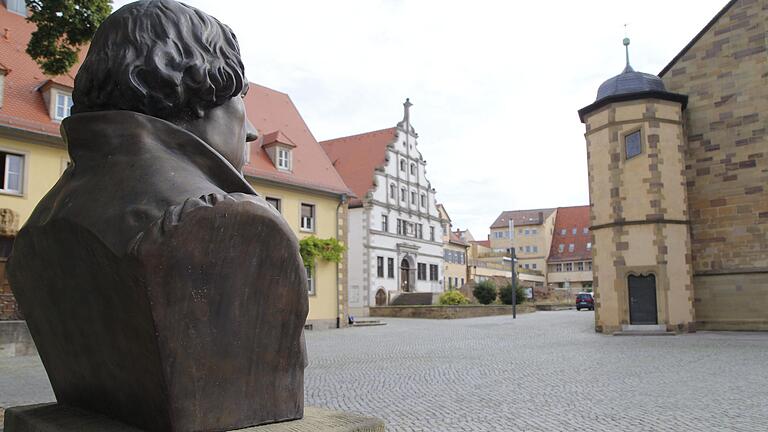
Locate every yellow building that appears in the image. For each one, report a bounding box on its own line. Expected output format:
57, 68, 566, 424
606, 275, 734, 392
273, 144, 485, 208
437, 204, 469, 290
489, 208, 557, 273
243, 84, 352, 330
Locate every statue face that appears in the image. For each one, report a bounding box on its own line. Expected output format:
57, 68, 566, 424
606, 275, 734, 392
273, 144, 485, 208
180, 90, 258, 172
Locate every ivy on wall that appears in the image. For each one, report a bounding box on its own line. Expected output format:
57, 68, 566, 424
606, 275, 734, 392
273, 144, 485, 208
299, 236, 345, 270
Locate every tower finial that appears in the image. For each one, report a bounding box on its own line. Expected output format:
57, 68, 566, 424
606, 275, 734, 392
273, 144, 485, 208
403, 98, 412, 123
623, 24, 632, 72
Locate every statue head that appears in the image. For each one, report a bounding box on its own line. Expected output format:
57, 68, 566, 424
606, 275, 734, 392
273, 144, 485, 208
72, 0, 257, 170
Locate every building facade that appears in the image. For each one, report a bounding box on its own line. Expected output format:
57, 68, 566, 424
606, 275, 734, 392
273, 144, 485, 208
321, 101, 444, 315
437, 205, 469, 290
579, 0, 767, 333
489, 209, 557, 273
243, 84, 352, 330
546, 205, 593, 293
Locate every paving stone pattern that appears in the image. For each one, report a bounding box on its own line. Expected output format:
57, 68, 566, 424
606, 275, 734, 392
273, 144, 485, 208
2, 311, 768, 431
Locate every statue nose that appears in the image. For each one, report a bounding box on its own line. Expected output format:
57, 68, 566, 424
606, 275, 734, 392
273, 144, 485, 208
246, 119, 258, 142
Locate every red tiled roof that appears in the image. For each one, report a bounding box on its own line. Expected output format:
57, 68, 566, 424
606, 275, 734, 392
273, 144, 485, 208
0, 5, 83, 139
547, 205, 592, 262
242, 84, 351, 197
490, 208, 556, 229
471, 239, 491, 248
320, 128, 398, 207
261, 130, 296, 148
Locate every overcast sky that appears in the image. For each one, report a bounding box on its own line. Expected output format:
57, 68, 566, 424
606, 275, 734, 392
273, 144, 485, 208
115, 0, 727, 238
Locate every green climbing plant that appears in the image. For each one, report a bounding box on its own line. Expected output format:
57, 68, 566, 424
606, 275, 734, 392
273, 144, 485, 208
299, 236, 345, 270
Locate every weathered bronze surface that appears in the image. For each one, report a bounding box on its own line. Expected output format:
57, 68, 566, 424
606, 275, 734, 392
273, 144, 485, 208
7, 1, 308, 431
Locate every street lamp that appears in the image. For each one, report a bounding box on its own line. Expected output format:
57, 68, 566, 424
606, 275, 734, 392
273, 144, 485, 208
505, 219, 518, 318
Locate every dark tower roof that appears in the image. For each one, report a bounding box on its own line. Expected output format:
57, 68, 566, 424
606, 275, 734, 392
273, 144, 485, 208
595, 65, 668, 101
578, 37, 687, 123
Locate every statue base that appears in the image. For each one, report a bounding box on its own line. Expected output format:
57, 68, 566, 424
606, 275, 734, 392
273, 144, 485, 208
4, 403, 385, 432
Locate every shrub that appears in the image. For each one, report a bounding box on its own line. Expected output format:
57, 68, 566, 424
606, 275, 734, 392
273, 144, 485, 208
499, 283, 526, 305
439, 290, 469, 305
472, 280, 497, 305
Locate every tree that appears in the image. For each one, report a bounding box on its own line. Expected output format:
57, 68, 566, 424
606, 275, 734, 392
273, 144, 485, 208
26, 0, 112, 76
472, 280, 497, 305
499, 283, 526, 305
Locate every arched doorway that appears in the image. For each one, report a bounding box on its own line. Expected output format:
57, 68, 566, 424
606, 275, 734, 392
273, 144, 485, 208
375, 288, 387, 306
628, 274, 657, 325
400, 258, 411, 292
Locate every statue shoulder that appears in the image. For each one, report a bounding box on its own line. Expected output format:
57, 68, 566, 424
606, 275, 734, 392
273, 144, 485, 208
128, 193, 300, 259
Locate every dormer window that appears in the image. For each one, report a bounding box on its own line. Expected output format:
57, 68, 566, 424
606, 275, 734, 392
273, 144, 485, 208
40, 80, 74, 122
277, 147, 291, 170
55, 93, 73, 121
261, 130, 296, 172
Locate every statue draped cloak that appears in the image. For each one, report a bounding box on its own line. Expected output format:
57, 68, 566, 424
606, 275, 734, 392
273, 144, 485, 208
7, 111, 309, 432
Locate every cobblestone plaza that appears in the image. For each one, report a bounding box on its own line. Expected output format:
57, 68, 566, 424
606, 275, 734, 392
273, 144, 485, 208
2, 311, 767, 431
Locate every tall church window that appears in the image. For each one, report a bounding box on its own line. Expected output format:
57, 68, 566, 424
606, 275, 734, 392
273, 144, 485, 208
625, 130, 642, 159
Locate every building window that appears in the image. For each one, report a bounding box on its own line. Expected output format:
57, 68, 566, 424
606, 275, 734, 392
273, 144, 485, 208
586, 261, 593, 271
410, 163, 416, 175
54, 93, 73, 121
572, 228, 577, 235
377, 256, 384, 278
430, 226, 435, 241
417, 263, 427, 280
555, 263, 562, 272
0, 152, 24, 194
381, 214, 389, 232
525, 246, 531, 253
583, 227, 589, 234
625, 130, 642, 159
416, 223, 423, 239
306, 266, 315, 295
531, 228, 537, 235
300, 203, 315, 231
586, 242, 592, 250
400, 159, 406, 171
429, 264, 438, 281
6, 0, 27, 16
387, 257, 394, 278
400, 187, 406, 202
532, 246, 538, 253
565, 262, 573, 272
276, 148, 291, 170
560, 229, 566, 235
460, 278, 464, 286
390, 183, 396, 199
568, 244, 575, 252
265, 197, 281, 213
420, 194, 426, 207
532, 263, 537, 269
524, 264, 529, 269
411, 191, 417, 205
577, 262, 584, 271
558, 244, 564, 253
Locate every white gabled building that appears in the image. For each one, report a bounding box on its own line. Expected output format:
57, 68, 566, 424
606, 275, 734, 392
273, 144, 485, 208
321, 100, 444, 316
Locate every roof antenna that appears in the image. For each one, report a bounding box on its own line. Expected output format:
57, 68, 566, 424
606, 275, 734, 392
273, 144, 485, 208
623, 24, 633, 72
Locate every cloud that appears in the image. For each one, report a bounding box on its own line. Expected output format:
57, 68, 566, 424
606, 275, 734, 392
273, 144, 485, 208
114, 0, 728, 237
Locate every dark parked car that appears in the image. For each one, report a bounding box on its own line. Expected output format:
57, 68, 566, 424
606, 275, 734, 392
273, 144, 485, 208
576, 293, 594, 311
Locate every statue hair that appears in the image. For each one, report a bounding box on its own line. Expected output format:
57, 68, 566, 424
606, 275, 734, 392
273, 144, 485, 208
72, 0, 245, 122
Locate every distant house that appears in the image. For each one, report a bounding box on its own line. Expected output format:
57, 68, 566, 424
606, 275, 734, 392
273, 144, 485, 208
321, 100, 444, 315
546, 206, 593, 293
489, 208, 557, 273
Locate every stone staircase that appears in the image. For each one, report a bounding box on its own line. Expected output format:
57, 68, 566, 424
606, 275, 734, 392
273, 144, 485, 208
613, 324, 676, 336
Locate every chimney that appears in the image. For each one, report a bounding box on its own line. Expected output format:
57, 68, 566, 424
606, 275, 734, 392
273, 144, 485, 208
538, 211, 544, 224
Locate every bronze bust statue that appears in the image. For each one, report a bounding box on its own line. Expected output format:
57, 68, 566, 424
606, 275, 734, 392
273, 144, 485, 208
7, 1, 308, 431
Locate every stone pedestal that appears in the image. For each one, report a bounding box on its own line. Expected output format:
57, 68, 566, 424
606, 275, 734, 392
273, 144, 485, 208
4, 404, 385, 432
